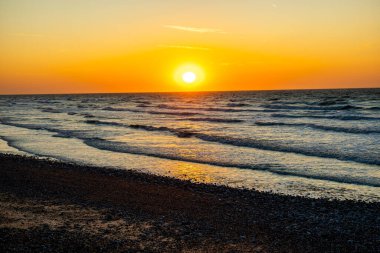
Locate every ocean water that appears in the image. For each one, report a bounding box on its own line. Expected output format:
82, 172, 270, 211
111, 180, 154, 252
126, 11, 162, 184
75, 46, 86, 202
0, 89, 379, 201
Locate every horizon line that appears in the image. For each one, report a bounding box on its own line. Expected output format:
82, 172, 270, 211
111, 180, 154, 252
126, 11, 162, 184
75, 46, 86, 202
0, 86, 379, 96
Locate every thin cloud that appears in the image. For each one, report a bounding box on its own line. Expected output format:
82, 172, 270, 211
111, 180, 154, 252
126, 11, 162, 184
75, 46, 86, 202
11, 33, 45, 37
164, 25, 226, 34
158, 45, 210, 51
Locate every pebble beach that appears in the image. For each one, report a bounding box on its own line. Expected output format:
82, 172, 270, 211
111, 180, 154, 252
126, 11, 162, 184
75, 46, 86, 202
0, 154, 379, 252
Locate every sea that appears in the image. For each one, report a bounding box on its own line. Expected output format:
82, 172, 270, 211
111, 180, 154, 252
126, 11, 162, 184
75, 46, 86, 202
0, 89, 379, 202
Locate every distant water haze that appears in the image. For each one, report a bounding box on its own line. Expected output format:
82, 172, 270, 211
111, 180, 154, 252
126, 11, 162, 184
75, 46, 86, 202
0, 89, 379, 201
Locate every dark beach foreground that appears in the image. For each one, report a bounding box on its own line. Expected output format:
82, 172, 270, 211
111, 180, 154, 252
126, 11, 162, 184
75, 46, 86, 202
0, 154, 379, 252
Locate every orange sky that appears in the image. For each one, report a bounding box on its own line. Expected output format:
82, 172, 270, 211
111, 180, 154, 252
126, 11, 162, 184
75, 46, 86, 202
1, 0, 379, 94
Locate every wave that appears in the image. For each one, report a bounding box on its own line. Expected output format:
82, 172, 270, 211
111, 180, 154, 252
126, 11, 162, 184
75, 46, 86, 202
134, 104, 269, 113
226, 103, 251, 107
134, 101, 151, 105
52, 133, 72, 138
271, 113, 380, 121
229, 98, 248, 102
203, 107, 260, 113
128, 124, 194, 138
136, 104, 150, 108
1, 120, 379, 187
255, 121, 380, 134
180, 117, 244, 123
156, 104, 176, 109
85, 120, 123, 127
85, 118, 239, 135
267, 169, 380, 187
318, 101, 338, 106
264, 104, 360, 111
81, 113, 96, 118
102, 106, 203, 116
83, 138, 380, 187
2, 119, 380, 166
40, 108, 63, 114
84, 120, 195, 138
82, 119, 380, 166
102, 106, 139, 112
193, 133, 380, 166
367, 106, 380, 111
37, 100, 61, 104
0, 118, 90, 139
153, 104, 217, 112
146, 110, 202, 116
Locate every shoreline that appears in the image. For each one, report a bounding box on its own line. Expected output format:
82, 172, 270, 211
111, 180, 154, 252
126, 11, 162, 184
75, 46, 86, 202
0, 154, 379, 252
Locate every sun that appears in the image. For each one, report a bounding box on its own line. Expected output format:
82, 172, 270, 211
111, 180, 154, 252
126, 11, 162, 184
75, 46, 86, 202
174, 63, 205, 87
182, 72, 196, 83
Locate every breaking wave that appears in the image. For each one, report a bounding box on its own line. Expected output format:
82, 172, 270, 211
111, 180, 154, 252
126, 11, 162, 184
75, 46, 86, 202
271, 113, 380, 121
255, 121, 380, 134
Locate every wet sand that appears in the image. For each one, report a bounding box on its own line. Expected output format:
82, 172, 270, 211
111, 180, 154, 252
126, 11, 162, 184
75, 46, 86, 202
0, 154, 379, 252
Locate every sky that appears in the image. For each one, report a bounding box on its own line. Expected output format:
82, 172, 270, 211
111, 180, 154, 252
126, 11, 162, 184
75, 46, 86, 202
0, 0, 379, 94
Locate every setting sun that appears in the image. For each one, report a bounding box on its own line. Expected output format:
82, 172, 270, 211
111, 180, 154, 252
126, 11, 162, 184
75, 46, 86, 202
174, 63, 205, 88
182, 72, 196, 84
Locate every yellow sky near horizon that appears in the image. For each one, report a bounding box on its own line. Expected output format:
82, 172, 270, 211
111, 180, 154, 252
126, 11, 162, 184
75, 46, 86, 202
0, 0, 379, 94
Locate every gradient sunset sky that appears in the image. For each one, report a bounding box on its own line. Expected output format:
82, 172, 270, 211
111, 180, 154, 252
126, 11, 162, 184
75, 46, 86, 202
1, 0, 379, 94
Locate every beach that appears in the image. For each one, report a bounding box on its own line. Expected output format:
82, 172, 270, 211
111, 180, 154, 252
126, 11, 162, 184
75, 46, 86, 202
0, 154, 379, 252
2, 0, 380, 251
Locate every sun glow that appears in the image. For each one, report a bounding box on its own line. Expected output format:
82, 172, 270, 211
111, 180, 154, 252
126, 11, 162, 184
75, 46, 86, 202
174, 64, 205, 88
